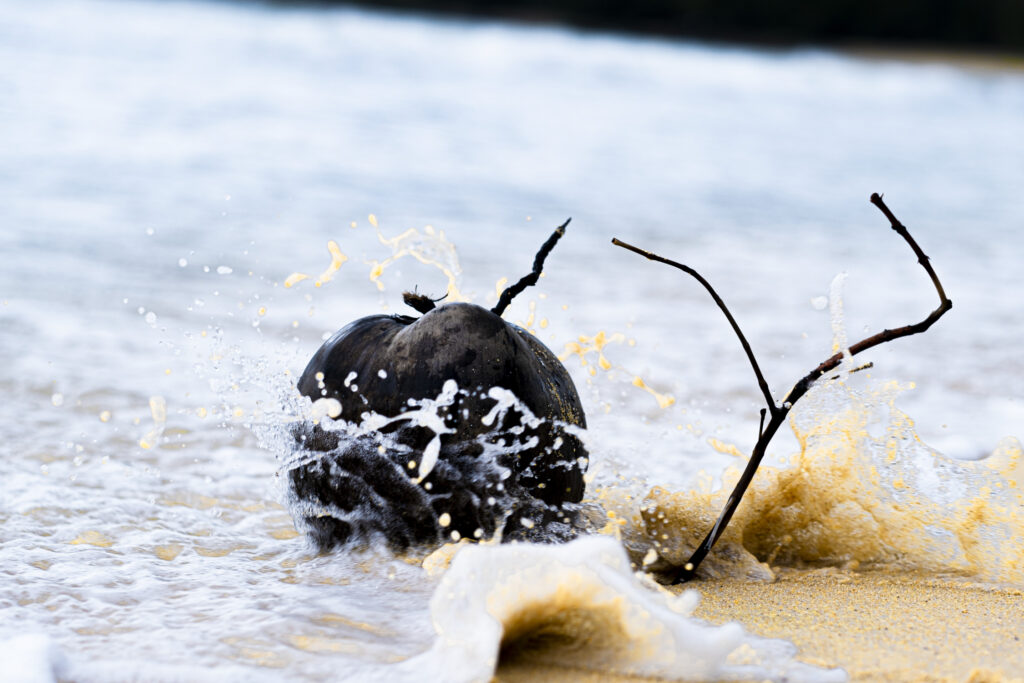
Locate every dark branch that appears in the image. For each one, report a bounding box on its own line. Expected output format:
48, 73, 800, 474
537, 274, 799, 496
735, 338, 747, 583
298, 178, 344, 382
757, 408, 766, 440
611, 238, 777, 414
784, 194, 952, 405
492, 218, 571, 317
871, 193, 949, 307
618, 194, 952, 584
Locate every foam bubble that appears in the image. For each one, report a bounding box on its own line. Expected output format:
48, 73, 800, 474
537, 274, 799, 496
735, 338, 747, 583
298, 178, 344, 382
0, 634, 66, 683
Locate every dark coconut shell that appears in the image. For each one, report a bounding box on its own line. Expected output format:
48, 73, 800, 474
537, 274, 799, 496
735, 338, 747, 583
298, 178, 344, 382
287, 302, 588, 550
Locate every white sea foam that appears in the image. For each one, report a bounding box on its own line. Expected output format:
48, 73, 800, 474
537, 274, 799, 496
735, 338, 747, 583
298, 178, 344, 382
404, 536, 846, 682
0, 634, 66, 683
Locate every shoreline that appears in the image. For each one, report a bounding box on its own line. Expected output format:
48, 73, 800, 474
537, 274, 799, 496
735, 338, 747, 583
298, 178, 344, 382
692, 568, 1024, 682
842, 45, 1024, 73
257, 0, 1024, 62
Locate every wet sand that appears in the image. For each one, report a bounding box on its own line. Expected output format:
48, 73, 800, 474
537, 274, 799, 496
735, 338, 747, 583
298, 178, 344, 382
693, 568, 1024, 682
495, 568, 1024, 682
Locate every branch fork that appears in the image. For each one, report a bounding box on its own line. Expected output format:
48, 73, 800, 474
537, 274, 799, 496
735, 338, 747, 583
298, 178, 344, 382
614, 193, 952, 583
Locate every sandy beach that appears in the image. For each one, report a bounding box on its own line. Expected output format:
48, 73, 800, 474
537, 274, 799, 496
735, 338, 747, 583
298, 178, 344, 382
494, 567, 1024, 682
694, 569, 1024, 682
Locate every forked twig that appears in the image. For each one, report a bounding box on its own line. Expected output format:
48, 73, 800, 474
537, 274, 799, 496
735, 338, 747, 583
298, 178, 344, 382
492, 218, 571, 317
613, 193, 952, 583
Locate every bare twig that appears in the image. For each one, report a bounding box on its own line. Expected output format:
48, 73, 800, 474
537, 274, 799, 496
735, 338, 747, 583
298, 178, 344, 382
493, 219, 571, 317
613, 193, 952, 583
611, 238, 777, 413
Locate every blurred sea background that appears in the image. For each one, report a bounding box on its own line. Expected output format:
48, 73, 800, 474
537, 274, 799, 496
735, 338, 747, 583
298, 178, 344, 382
1, 0, 1023, 680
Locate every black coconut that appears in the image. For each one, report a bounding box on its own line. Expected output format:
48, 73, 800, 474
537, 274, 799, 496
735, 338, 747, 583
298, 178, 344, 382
286, 221, 588, 551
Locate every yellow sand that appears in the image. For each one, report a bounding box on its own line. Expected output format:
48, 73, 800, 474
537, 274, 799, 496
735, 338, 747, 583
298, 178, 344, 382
691, 568, 1024, 683
495, 567, 1024, 682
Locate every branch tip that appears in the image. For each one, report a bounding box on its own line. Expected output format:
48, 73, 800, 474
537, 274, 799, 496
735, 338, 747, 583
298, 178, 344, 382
492, 219, 570, 317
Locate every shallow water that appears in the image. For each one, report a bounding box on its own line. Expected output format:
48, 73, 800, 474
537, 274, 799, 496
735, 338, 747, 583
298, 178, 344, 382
2, 0, 1023, 680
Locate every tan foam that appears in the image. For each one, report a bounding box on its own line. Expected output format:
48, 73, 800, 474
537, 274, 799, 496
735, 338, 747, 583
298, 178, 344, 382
625, 381, 1023, 584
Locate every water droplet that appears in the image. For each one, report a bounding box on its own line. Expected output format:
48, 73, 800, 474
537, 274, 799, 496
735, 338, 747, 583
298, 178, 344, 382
310, 398, 342, 420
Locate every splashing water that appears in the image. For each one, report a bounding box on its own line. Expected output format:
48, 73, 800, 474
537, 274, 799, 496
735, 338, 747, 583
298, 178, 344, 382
285, 240, 349, 289
367, 221, 468, 301
561, 331, 675, 410
8, 207, 1020, 681
273, 380, 596, 554
630, 377, 1024, 584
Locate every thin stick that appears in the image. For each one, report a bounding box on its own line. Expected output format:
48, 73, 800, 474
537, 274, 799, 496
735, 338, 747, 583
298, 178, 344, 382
493, 219, 571, 317
615, 193, 952, 583
611, 238, 777, 413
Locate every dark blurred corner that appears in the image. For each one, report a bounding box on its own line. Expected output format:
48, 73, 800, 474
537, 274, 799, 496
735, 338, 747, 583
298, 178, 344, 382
265, 0, 1024, 53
